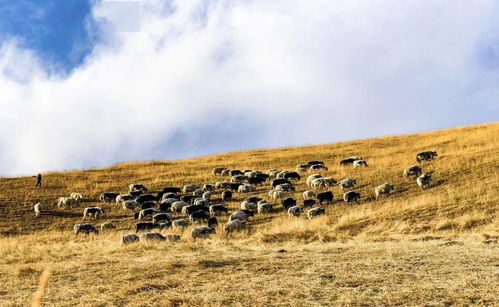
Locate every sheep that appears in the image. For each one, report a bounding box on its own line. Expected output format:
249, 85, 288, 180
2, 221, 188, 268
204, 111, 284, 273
57, 197, 78, 209
138, 208, 160, 220
282, 197, 297, 210
116, 194, 134, 204
267, 169, 281, 178
257, 202, 273, 214
287, 206, 303, 218
140, 201, 156, 210
276, 171, 289, 179
99, 192, 120, 203
311, 177, 336, 190
296, 164, 309, 172
248, 176, 266, 186
343, 191, 361, 203
122, 200, 139, 214
183, 184, 200, 193
229, 210, 254, 222
171, 201, 189, 214
83, 207, 104, 219
172, 219, 189, 230
164, 233, 181, 242
212, 167, 227, 176
353, 160, 368, 167
215, 181, 232, 189
121, 234, 140, 244
74, 223, 98, 235
192, 189, 204, 198
100, 222, 116, 231
135, 222, 162, 232
224, 219, 246, 233
338, 178, 357, 190
283, 171, 301, 181
340, 158, 360, 166
271, 178, 291, 187
162, 186, 182, 194
310, 164, 328, 171
269, 190, 287, 200
220, 169, 231, 176
34, 203, 41, 218
303, 190, 316, 200
403, 165, 423, 178
307, 207, 325, 219
303, 199, 317, 208
161, 193, 179, 201
160, 198, 176, 212
317, 191, 334, 205
240, 201, 257, 211
374, 183, 394, 200
182, 205, 209, 215
229, 170, 244, 176
246, 196, 263, 204
231, 175, 248, 183
209, 204, 228, 216
189, 210, 210, 223
152, 213, 171, 224
308, 160, 325, 166
238, 184, 256, 193
135, 194, 157, 204
193, 198, 209, 207
140, 232, 166, 242
191, 217, 218, 239
416, 173, 433, 190
306, 174, 322, 187
202, 184, 216, 192
70, 193, 83, 201
416, 151, 438, 163
129, 184, 148, 193
221, 190, 232, 202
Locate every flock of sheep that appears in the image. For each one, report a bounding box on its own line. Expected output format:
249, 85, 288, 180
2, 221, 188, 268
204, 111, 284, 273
33, 151, 438, 244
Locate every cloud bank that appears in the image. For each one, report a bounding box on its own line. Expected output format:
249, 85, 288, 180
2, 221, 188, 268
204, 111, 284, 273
1, 0, 498, 175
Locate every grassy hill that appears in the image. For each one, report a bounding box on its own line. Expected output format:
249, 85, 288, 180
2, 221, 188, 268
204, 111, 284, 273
0, 122, 498, 305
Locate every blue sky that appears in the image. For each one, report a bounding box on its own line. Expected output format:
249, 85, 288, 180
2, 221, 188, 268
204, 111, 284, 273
0, 0, 498, 175
0, 0, 99, 74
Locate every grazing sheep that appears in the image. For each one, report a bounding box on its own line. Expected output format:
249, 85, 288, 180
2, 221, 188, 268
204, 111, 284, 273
57, 197, 79, 209
136, 222, 163, 232
183, 184, 200, 193
238, 184, 256, 193
248, 176, 266, 186
161, 193, 179, 201
189, 210, 210, 223
317, 191, 334, 205
162, 186, 182, 194
203, 184, 216, 192
122, 200, 139, 214
182, 205, 209, 215
121, 234, 140, 244
74, 223, 98, 235
191, 217, 218, 239
310, 164, 328, 171
343, 191, 361, 203
246, 196, 263, 204
100, 222, 116, 231
282, 197, 297, 210
193, 198, 209, 207
308, 160, 325, 166
267, 169, 281, 178
135, 194, 157, 204
171, 201, 189, 214
306, 174, 322, 187
209, 204, 228, 216
221, 169, 231, 176
271, 178, 291, 188
240, 201, 257, 211
269, 190, 287, 200
353, 160, 368, 167
229, 210, 254, 222
83, 207, 104, 219
141, 201, 156, 210
224, 219, 246, 233
275, 183, 295, 192
229, 170, 244, 177
192, 189, 204, 198
311, 177, 337, 190
221, 190, 232, 202
416, 151, 438, 163
231, 175, 248, 183
338, 178, 357, 190
257, 202, 273, 214
34, 203, 41, 217
172, 219, 189, 230
138, 208, 161, 220
152, 213, 171, 224
287, 206, 303, 218
116, 194, 134, 204
160, 198, 176, 212
212, 167, 227, 176
230, 183, 243, 191
70, 193, 83, 201
164, 233, 181, 242
129, 184, 148, 193
374, 183, 394, 200
202, 191, 211, 201
403, 165, 422, 178
99, 192, 120, 203
307, 207, 325, 219
417, 173, 433, 190
303, 190, 316, 200
340, 158, 360, 166
303, 199, 317, 208
140, 232, 166, 242
296, 164, 310, 172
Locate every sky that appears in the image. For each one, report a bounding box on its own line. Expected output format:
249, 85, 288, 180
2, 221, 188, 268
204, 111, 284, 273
0, 0, 498, 176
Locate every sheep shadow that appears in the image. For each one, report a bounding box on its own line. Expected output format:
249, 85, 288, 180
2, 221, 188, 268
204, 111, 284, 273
48, 211, 82, 218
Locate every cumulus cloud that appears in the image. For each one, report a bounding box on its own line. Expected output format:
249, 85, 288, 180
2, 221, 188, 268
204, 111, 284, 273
1, 0, 498, 175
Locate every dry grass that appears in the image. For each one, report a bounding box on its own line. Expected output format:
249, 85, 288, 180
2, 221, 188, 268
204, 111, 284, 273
0, 122, 498, 305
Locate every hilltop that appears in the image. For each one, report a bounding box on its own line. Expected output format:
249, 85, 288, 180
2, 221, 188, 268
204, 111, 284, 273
0, 122, 498, 305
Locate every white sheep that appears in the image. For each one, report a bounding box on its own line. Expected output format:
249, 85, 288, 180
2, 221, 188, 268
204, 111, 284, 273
257, 202, 273, 214
374, 183, 394, 200
57, 197, 78, 209
70, 193, 83, 201
122, 200, 139, 214
224, 219, 245, 233
121, 234, 140, 244
338, 178, 357, 190
34, 203, 42, 218
287, 206, 303, 218
302, 190, 316, 200
307, 207, 325, 219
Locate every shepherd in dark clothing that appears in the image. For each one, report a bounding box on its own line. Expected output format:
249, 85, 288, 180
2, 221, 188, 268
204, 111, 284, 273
34, 174, 42, 187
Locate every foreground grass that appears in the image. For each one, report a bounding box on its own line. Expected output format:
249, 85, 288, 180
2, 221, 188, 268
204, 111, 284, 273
1, 233, 498, 306
0, 122, 498, 305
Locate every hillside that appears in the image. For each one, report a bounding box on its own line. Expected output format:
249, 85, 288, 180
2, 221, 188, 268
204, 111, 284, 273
0, 122, 498, 306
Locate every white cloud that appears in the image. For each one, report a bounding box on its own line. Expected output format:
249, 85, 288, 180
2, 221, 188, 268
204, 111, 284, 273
1, 0, 498, 175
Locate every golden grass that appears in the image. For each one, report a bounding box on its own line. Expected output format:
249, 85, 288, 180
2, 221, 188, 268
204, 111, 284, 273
0, 122, 498, 305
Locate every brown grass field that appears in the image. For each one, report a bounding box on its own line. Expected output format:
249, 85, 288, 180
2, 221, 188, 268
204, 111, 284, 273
0, 122, 498, 306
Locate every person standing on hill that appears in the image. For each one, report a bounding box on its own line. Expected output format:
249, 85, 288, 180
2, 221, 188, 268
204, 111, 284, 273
34, 174, 42, 187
